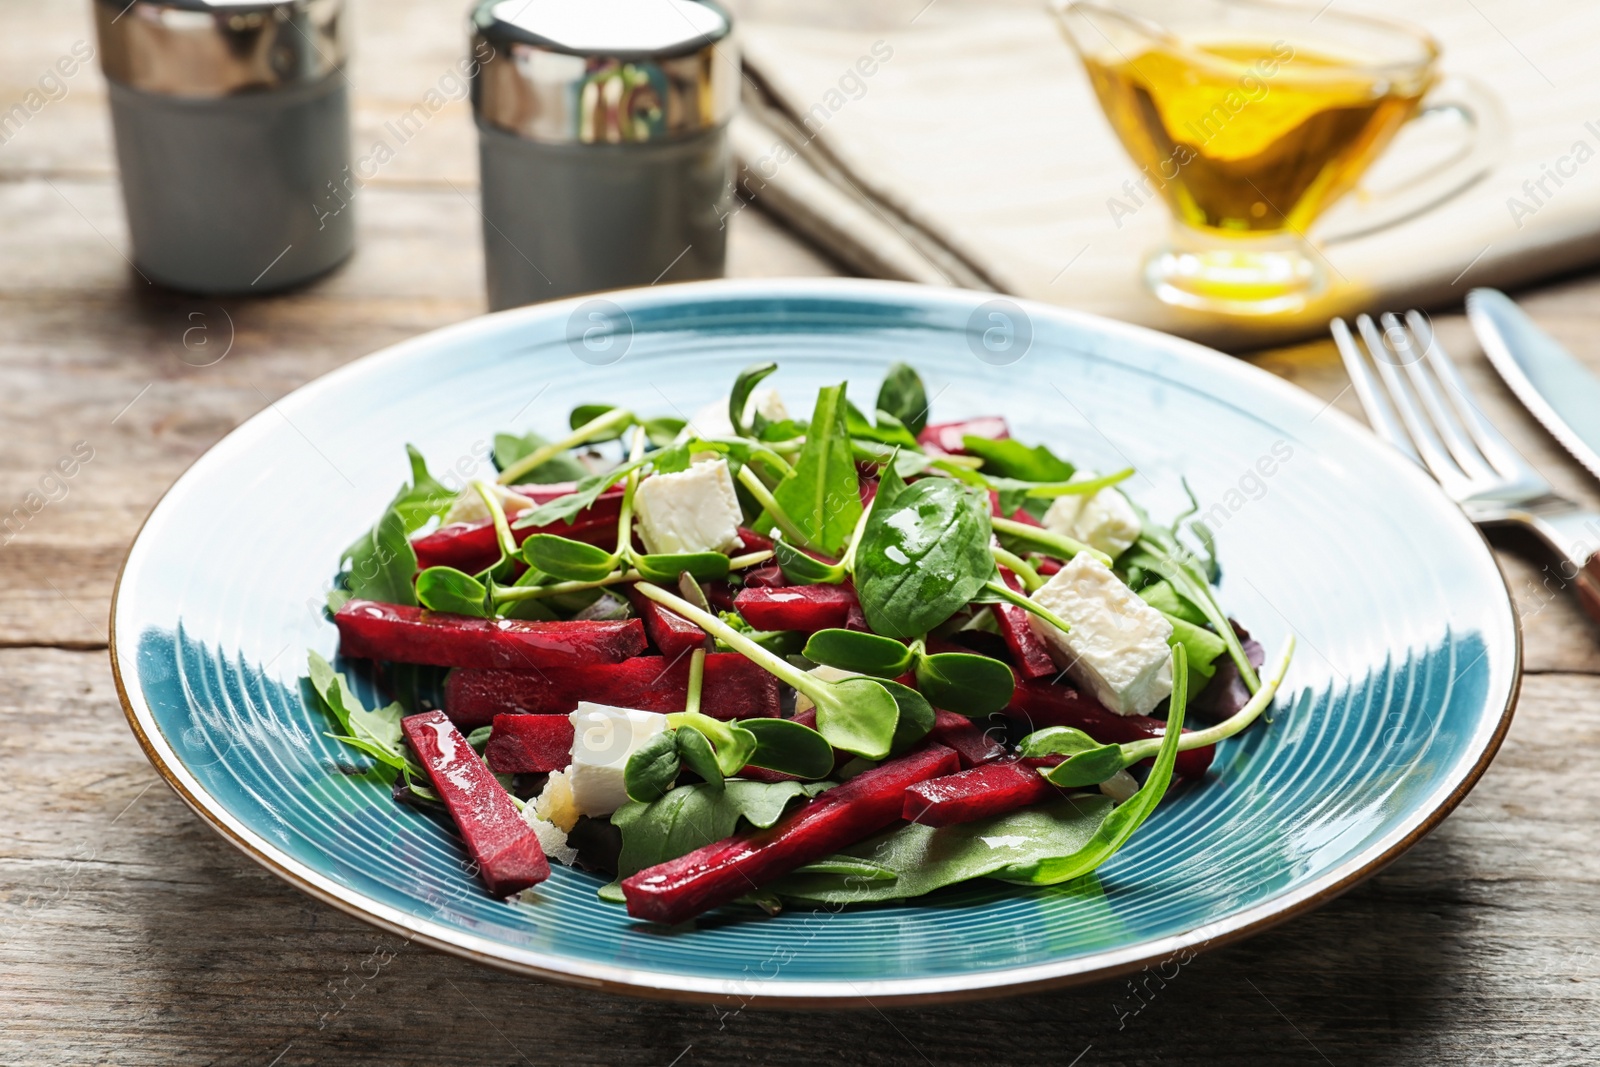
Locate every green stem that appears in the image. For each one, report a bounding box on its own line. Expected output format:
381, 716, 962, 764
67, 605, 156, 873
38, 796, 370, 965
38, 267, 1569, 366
1026, 467, 1136, 499
992, 516, 1112, 567
991, 546, 1043, 591
615, 426, 648, 557
734, 463, 812, 548
684, 647, 706, 717
839, 502, 874, 574
493, 550, 772, 603
634, 581, 822, 697
984, 579, 1072, 635
471, 480, 519, 561
1118, 635, 1294, 762
497, 407, 633, 485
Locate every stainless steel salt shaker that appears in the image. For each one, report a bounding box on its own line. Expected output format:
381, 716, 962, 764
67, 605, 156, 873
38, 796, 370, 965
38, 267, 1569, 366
93, 0, 354, 293
469, 0, 738, 309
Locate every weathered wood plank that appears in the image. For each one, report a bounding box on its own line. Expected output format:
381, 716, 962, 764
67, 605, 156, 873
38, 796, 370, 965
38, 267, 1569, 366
2, 648, 1595, 1066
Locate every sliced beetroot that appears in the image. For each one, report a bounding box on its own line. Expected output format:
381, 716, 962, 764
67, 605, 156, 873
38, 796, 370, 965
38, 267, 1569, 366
736, 526, 775, 553
444, 652, 780, 728
902, 757, 1064, 827
622, 744, 959, 924
740, 564, 788, 589
917, 416, 1010, 456
992, 569, 1058, 680
733, 584, 859, 634
485, 713, 576, 774
336, 599, 646, 670
411, 485, 624, 573
702, 580, 738, 613
1003, 680, 1214, 780
625, 587, 708, 659
401, 710, 549, 897
859, 476, 879, 508
929, 709, 1007, 769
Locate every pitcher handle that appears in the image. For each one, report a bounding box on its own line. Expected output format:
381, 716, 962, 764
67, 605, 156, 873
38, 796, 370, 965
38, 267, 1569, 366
1319, 75, 1509, 245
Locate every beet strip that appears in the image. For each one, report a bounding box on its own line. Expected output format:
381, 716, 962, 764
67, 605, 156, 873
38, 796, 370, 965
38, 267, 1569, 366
485, 713, 575, 773
928, 709, 1007, 769
733, 584, 859, 634
335, 599, 646, 670
991, 569, 1059, 680
622, 744, 959, 924
1003, 680, 1214, 780
401, 710, 549, 897
901, 757, 1061, 827
444, 652, 780, 728
625, 587, 709, 659
411, 485, 625, 573
916, 416, 1009, 456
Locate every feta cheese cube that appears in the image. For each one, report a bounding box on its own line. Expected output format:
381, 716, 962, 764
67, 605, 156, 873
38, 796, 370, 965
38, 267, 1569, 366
681, 388, 790, 441
1042, 475, 1142, 559
566, 702, 671, 817
632, 457, 744, 555
1028, 554, 1173, 716
443, 483, 534, 525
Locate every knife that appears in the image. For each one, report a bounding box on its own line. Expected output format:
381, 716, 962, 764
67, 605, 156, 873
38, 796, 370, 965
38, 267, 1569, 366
1467, 288, 1600, 484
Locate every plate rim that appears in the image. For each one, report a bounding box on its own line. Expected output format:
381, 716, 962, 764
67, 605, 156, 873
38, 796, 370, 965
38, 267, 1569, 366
108, 276, 1523, 1006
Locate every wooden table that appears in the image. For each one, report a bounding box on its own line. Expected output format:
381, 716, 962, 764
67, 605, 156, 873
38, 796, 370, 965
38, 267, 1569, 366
5, 2, 1599, 1063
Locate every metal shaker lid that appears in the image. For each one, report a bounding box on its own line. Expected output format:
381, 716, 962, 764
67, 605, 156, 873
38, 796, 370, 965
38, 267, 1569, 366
470, 0, 738, 145
93, 0, 346, 97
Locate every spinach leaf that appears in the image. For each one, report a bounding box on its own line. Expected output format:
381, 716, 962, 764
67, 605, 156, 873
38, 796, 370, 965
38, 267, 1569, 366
1137, 579, 1207, 626
846, 401, 920, 449
876, 362, 929, 436
414, 567, 489, 617
802, 629, 914, 677
675, 727, 724, 791
854, 478, 993, 639
771, 383, 862, 555
769, 796, 1112, 904
494, 431, 587, 482
959, 436, 1074, 483
624, 730, 682, 803
913, 652, 1015, 716
610, 779, 822, 877
643, 416, 687, 447
729, 362, 778, 436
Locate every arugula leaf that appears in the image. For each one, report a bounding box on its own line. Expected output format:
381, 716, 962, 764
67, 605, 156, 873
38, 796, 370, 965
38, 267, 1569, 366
729, 362, 779, 436
1166, 615, 1226, 680
389, 445, 454, 532
769, 796, 1112, 904
802, 629, 914, 677
772, 383, 863, 555
610, 779, 823, 877
845, 401, 920, 449
1137, 579, 1207, 626
854, 478, 993, 639
511, 460, 642, 529
494, 431, 587, 482
876, 362, 930, 436
960, 436, 1074, 483
341, 498, 417, 606
414, 567, 489, 617
306, 651, 414, 777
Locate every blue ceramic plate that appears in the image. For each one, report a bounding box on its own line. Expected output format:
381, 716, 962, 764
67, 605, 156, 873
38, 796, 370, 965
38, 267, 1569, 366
111, 279, 1518, 1004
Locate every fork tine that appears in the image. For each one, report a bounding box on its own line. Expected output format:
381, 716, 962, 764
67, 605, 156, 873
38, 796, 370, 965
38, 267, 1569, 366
1330, 317, 1419, 462
1381, 313, 1498, 482
1354, 314, 1468, 488
1405, 310, 1548, 486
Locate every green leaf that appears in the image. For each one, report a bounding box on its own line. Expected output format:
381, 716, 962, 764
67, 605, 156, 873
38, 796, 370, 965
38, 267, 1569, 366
812, 677, 902, 760
876, 362, 930, 436
913, 652, 1015, 716
788, 856, 898, 881
994, 646, 1189, 885
1042, 744, 1127, 787
520, 534, 618, 582
414, 567, 489, 617
674, 726, 724, 791
741, 717, 837, 779
845, 400, 919, 449
771, 383, 863, 555
960, 436, 1074, 483
728, 362, 778, 436
611, 779, 820, 877
341, 499, 417, 607
1166, 615, 1226, 680
875, 451, 912, 509
624, 729, 681, 804
855, 478, 993, 639
802, 629, 914, 677
1137, 579, 1207, 626
643, 416, 687, 447
568, 404, 628, 442
388, 445, 454, 532
494, 432, 587, 482
768, 796, 1113, 904
511, 461, 642, 529
633, 552, 731, 583
1017, 726, 1105, 759
879, 678, 936, 754
770, 540, 848, 585
306, 651, 412, 774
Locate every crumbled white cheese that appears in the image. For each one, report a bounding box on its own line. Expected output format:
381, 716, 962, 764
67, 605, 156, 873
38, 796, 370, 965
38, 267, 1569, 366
533, 767, 579, 832
522, 810, 578, 866
1028, 553, 1173, 716
792, 664, 860, 715
632, 457, 744, 555
1042, 474, 1142, 559
443, 483, 535, 525
680, 388, 790, 441
566, 702, 672, 817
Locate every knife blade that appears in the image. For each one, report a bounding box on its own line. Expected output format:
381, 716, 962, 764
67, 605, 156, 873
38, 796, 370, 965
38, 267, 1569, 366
1467, 288, 1600, 484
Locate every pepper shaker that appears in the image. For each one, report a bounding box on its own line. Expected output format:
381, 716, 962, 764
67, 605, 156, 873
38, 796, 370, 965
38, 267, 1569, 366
469, 0, 738, 309
93, 0, 354, 294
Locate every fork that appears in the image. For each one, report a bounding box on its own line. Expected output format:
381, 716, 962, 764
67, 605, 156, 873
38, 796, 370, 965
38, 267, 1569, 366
1331, 310, 1600, 626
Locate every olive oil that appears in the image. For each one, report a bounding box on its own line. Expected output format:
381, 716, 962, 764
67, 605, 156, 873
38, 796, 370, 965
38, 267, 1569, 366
1083, 40, 1430, 233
